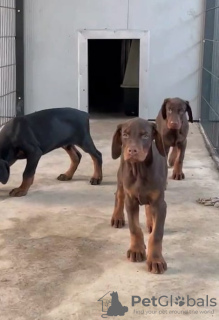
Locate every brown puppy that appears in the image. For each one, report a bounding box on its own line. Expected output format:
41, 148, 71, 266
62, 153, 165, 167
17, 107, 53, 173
156, 97, 193, 180
111, 118, 168, 274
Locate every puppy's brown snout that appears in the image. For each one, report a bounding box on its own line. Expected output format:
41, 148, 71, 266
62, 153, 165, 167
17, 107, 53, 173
128, 147, 138, 156
170, 120, 178, 125
169, 120, 180, 129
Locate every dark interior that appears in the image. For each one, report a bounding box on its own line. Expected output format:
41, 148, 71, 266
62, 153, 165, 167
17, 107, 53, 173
88, 39, 139, 116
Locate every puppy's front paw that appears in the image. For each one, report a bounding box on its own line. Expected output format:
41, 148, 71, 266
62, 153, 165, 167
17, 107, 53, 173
111, 213, 125, 228
127, 244, 146, 262
57, 174, 72, 181
172, 171, 185, 180
90, 177, 102, 185
9, 188, 27, 197
147, 256, 167, 274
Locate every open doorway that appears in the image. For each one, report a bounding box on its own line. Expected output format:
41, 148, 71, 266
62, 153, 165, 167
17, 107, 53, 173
88, 39, 140, 117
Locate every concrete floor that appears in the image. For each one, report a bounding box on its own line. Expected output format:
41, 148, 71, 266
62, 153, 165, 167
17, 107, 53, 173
0, 119, 219, 320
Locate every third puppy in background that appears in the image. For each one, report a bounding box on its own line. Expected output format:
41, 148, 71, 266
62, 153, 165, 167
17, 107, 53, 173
156, 98, 193, 180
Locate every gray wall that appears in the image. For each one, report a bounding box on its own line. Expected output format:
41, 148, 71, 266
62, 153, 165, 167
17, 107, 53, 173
24, 0, 204, 119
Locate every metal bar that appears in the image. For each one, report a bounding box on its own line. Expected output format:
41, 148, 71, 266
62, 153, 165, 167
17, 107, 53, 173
0, 116, 15, 118
206, 6, 219, 12
201, 96, 219, 118
0, 63, 16, 69
204, 39, 219, 42
15, 0, 24, 116
202, 67, 219, 80
0, 36, 16, 38
0, 6, 15, 9
0, 91, 16, 99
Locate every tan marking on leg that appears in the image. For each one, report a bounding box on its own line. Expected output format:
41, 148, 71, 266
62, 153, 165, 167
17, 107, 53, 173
57, 146, 80, 181
90, 155, 102, 185
9, 176, 34, 197
168, 146, 177, 167
145, 205, 153, 233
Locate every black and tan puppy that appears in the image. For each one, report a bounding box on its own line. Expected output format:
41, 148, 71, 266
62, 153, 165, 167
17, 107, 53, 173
0, 108, 102, 197
156, 97, 193, 180
111, 118, 168, 274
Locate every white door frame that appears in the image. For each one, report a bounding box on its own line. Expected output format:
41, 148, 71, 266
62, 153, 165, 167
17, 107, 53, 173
78, 29, 150, 118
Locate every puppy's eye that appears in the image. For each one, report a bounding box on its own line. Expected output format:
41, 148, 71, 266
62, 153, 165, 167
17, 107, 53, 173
122, 133, 129, 138
142, 133, 149, 139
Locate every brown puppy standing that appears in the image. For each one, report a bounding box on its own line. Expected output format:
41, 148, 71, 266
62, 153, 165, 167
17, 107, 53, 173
156, 98, 193, 180
111, 118, 168, 274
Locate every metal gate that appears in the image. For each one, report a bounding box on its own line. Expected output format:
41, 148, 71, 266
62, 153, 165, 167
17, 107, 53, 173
0, 0, 24, 126
201, 0, 219, 155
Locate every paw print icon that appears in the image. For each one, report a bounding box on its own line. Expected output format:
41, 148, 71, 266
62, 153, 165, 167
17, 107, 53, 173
175, 296, 185, 307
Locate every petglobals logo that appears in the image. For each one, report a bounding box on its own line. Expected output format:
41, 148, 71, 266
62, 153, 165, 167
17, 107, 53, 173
132, 295, 217, 308
97, 291, 217, 318
98, 291, 128, 318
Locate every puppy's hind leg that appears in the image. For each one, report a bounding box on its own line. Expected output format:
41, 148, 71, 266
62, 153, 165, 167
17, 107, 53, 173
80, 134, 103, 185
57, 145, 82, 181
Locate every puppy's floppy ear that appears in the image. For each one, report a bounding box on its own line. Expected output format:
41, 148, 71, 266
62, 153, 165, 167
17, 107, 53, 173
185, 100, 193, 123
152, 123, 166, 157
0, 160, 10, 184
111, 124, 123, 159
161, 98, 170, 119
